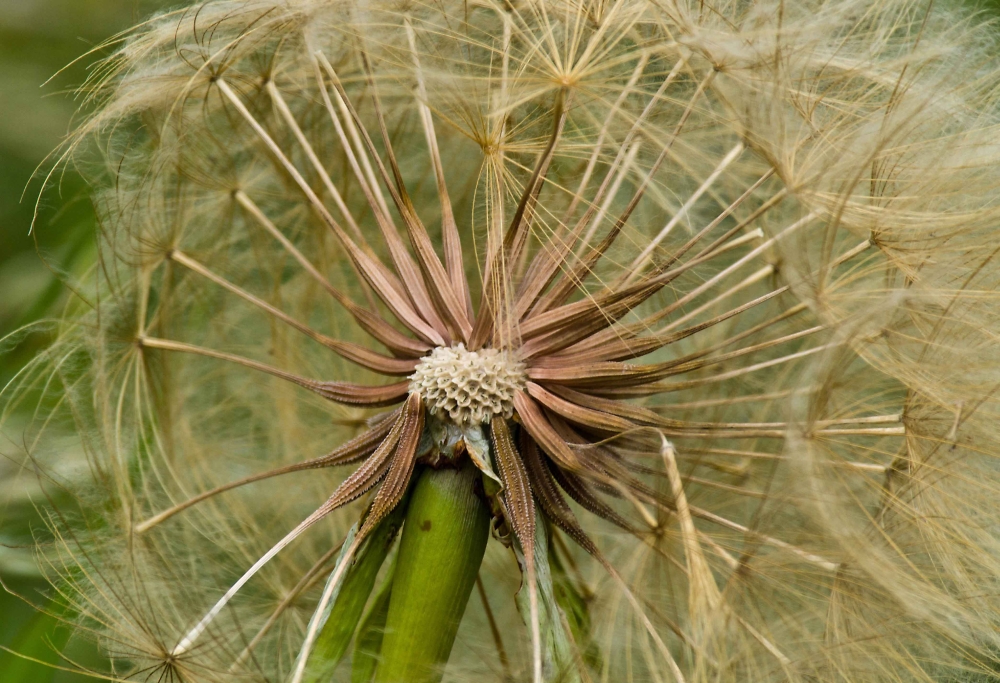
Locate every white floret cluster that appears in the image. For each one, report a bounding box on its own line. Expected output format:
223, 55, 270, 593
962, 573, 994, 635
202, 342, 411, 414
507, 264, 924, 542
409, 344, 526, 425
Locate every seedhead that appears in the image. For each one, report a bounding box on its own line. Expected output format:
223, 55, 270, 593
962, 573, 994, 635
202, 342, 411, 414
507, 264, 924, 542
7, 0, 1000, 682
410, 344, 525, 425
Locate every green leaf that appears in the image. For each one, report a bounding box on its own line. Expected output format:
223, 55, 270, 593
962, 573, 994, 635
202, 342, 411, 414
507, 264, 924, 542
351, 563, 394, 683
298, 496, 408, 683
549, 534, 602, 671
515, 516, 583, 683
0, 582, 101, 683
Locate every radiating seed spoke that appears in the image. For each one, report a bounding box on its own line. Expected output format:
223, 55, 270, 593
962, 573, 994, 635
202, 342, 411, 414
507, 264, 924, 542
172, 410, 407, 656
135, 411, 399, 534
215, 78, 444, 346
629, 142, 745, 277
234, 191, 431, 358
229, 543, 344, 672
137, 336, 408, 406
168, 250, 417, 376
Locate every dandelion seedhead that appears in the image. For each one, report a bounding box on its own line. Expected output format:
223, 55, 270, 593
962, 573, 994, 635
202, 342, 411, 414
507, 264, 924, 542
9, 0, 1000, 681
410, 345, 525, 424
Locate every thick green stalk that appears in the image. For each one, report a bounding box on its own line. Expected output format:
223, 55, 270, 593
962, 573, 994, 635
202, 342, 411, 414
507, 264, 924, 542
374, 460, 490, 683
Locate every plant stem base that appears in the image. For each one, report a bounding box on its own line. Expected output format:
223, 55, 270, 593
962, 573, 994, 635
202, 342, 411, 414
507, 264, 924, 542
374, 460, 490, 683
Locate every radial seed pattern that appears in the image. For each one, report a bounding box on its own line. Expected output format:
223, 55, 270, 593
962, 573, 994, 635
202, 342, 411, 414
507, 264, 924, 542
12, 1, 1000, 682
409, 344, 526, 424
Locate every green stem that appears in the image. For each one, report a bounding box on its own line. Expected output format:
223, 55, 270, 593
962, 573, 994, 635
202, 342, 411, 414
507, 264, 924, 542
374, 460, 490, 683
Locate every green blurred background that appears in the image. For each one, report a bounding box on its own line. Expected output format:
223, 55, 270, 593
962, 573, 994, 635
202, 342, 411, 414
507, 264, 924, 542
0, 1, 163, 680
1, 0, 999, 681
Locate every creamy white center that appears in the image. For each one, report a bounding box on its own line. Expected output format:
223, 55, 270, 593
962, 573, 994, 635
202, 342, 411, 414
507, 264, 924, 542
409, 344, 526, 425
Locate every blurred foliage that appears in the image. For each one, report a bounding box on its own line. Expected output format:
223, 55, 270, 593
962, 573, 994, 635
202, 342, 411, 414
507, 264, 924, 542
1, 0, 999, 681
0, 1, 163, 680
